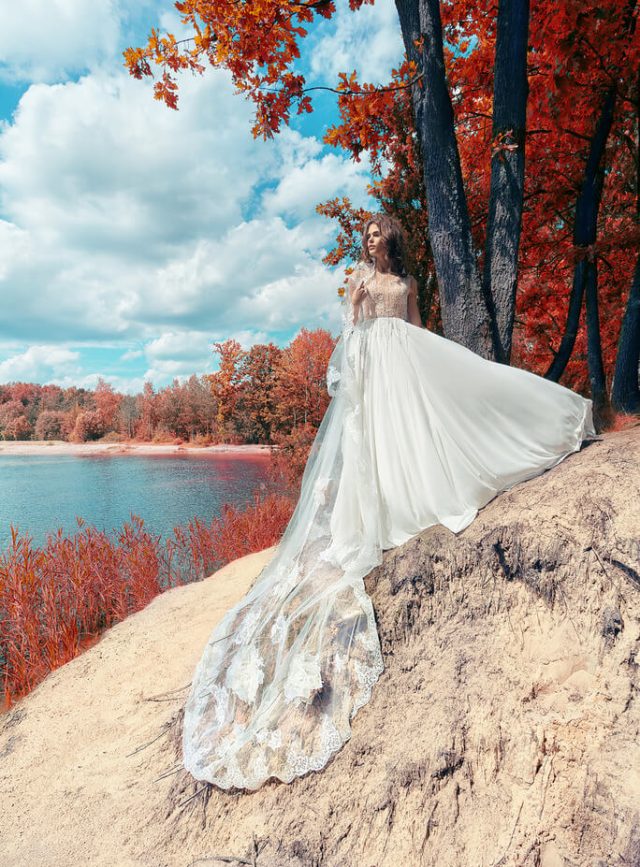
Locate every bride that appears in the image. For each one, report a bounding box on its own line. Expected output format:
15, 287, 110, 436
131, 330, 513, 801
182, 214, 597, 791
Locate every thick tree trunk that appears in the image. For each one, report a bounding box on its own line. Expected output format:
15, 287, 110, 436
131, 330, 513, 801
612, 254, 640, 413
545, 86, 617, 382
482, 0, 530, 365
611, 67, 640, 415
395, 0, 494, 358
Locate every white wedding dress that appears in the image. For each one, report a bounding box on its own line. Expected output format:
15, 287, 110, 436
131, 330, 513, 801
182, 262, 596, 791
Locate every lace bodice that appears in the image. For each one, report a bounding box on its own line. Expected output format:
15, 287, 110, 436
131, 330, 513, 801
347, 264, 409, 323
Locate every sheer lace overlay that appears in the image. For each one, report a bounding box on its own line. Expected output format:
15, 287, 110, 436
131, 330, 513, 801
357, 267, 410, 322
182, 264, 388, 790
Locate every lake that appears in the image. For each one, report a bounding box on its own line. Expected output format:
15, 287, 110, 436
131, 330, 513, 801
0, 453, 273, 551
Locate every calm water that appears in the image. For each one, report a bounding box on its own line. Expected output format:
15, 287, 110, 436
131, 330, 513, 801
0, 454, 272, 551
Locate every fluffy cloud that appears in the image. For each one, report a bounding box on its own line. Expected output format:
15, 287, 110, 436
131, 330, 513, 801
0, 0, 123, 84
0, 2, 386, 391
0, 70, 263, 252
262, 152, 372, 220
0, 345, 80, 382
0, 64, 367, 349
309, 0, 404, 85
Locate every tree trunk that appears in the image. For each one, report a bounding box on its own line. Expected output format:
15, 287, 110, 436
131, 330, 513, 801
482, 0, 530, 365
612, 254, 640, 413
584, 257, 611, 427
395, 0, 494, 358
611, 66, 640, 415
545, 86, 617, 382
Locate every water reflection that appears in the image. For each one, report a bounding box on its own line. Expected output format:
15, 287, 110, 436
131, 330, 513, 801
0, 453, 272, 550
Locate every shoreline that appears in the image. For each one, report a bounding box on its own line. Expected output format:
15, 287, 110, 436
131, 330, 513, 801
0, 440, 274, 457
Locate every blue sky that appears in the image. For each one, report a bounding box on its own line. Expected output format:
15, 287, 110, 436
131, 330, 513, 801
0, 0, 403, 394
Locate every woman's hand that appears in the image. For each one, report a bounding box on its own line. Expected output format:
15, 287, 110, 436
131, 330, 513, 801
407, 276, 424, 328
351, 280, 368, 306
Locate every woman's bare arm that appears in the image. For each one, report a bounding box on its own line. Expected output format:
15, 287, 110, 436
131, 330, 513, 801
407, 276, 424, 327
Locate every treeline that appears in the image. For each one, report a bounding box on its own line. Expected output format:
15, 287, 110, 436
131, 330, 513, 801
0, 328, 336, 445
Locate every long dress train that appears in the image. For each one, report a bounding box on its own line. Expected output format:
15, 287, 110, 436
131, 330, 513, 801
182, 262, 596, 790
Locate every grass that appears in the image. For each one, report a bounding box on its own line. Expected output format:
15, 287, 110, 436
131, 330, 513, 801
0, 491, 295, 710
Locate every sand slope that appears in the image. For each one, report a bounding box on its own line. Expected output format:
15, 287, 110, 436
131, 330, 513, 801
2, 427, 640, 867
1, 547, 277, 867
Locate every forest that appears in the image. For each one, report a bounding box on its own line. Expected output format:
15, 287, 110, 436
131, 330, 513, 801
0, 328, 335, 452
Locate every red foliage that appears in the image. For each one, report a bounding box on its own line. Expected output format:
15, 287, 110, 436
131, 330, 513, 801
125, 1, 639, 395
70, 409, 105, 443
93, 377, 121, 431
1, 329, 336, 446
2, 415, 32, 441
268, 422, 318, 490
34, 410, 68, 441
0, 492, 294, 708
272, 328, 336, 430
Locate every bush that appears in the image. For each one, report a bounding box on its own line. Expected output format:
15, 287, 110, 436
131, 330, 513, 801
97, 431, 125, 443
190, 433, 214, 447
151, 427, 175, 443
34, 410, 70, 441
268, 423, 317, 489
0, 491, 295, 708
70, 410, 105, 443
3, 415, 33, 441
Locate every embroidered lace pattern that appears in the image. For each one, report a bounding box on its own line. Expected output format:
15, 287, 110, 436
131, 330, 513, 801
358, 268, 410, 321
181, 260, 394, 791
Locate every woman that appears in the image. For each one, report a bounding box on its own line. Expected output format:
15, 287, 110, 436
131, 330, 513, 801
182, 214, 596, 791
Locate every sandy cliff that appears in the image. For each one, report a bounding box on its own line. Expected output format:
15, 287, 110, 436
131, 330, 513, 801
2, 427, 639, 867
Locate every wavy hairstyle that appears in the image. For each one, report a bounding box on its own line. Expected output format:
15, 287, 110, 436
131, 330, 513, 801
360, 214, 409, 277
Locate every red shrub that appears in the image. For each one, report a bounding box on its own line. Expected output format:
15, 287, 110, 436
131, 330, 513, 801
0, 492, 294, 709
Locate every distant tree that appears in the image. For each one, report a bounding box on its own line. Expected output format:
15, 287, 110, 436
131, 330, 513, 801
93, 378, 122, 431
185, 374, 217, 439
156, 378, 184, 437
34, 410, 68, 441
135, 381, 158, 440
70, 410, 105, 443
208, 339, 246, 441
273, 329, 336, 431
236, 343, 283, 443
0, 400, 27, 439
117, 394, 140, 439
3, 415, 32, 440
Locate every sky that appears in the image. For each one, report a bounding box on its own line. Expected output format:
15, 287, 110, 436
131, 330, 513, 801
0, 0, 404, 394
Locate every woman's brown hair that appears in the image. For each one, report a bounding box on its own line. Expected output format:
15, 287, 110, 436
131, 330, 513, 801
360, 214, 408, 277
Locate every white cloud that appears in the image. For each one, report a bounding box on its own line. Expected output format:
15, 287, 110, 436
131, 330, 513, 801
0, 68, 365, 354
0, 0, 122, 84
145, 330, 214, 363
309, 0, 404, 85
0, 3, 383, 390
262, 152, 372, 220
56, 371, 147, 395
120, 348, 144, 361
0, 70, 263, 251
0, 344, 80, 381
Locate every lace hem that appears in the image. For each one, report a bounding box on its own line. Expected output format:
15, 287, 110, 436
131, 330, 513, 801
182, 299, 387, 791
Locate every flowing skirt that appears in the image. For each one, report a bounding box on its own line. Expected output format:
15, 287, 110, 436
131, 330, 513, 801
182, 317, 596, 790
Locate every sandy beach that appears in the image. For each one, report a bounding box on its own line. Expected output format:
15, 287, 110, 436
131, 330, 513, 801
1, 429, 639, 866
0, 440, 274, 457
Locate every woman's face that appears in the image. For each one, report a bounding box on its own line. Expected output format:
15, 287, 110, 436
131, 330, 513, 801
366, 223, 386, 260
